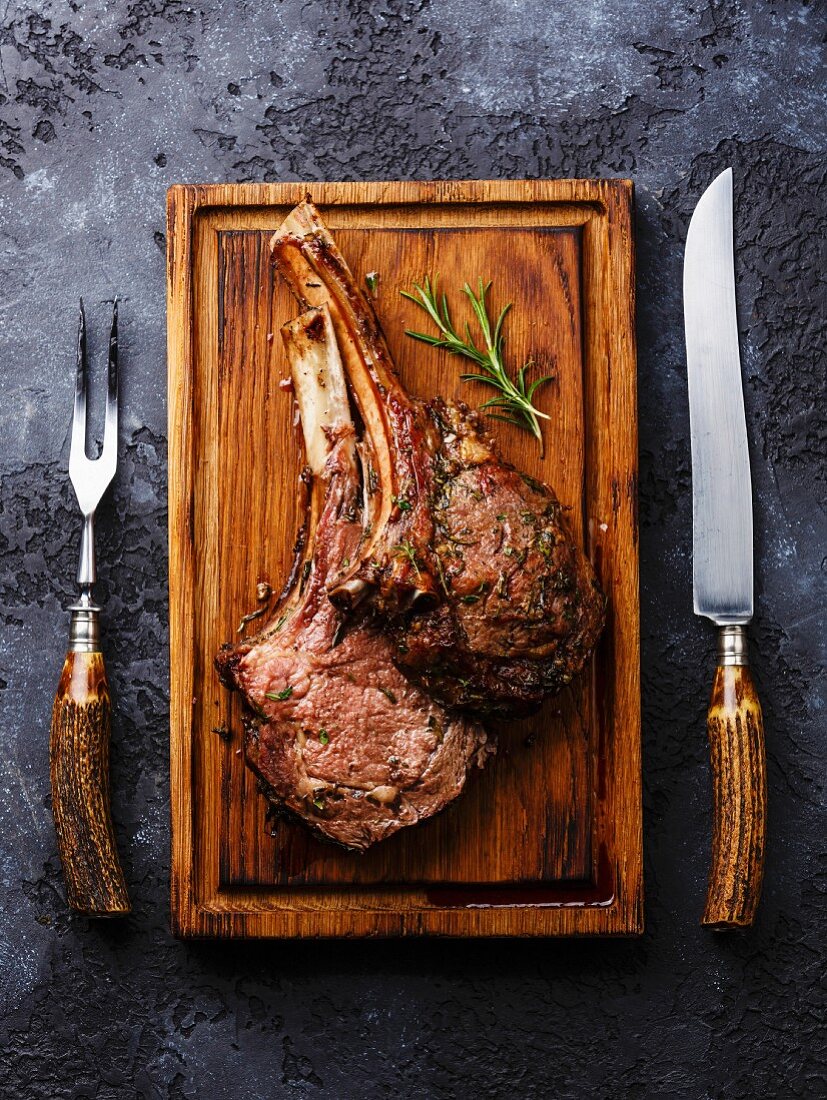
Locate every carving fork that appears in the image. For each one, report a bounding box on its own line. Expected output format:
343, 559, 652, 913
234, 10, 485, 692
49, 301, 130, 916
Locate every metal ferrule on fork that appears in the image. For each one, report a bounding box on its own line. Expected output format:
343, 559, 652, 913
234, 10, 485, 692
69, 515, 101, 651
68, 604, 101, 652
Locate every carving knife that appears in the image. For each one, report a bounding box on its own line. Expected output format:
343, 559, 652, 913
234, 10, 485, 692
684, 167, 767, 927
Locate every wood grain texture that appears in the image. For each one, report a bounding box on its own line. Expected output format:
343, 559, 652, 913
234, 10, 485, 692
703, 664, 767, 928
49, 652, 131, 916
167, 179, 642, 937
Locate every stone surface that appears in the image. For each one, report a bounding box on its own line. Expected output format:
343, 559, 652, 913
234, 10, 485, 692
0, 1, 824, 1096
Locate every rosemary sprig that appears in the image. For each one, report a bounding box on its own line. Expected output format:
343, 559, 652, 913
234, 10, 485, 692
401, 274, 553, 455
391, 538, 422, 578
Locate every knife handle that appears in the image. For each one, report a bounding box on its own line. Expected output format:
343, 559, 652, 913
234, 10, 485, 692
702, 625, 766, 928
49, 637, 130, 916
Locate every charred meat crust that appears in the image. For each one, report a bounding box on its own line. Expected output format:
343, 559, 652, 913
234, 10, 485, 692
388, 398, 606, 714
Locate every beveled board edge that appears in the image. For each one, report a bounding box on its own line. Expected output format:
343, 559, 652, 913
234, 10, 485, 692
167, 179, 642, 938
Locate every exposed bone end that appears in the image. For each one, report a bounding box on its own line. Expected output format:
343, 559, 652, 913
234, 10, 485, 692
273, 201, 429, 607
366, 785, 399, 806
329, 569, 439, 616
271, 200, 323, 255
270, 201, 400, 398
328, 574, 370, 610
407, 586, 440, 612
281, 305, 352, 478
271, 201, 399, 509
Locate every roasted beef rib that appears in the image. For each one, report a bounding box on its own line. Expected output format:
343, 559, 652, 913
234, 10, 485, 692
215, 305, 492, 850
271, 203, 606, 716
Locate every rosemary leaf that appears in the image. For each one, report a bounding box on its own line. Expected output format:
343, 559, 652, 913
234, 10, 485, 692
402, 273, 553, 455
391, 539, 421, 578
265, 686, 293, 702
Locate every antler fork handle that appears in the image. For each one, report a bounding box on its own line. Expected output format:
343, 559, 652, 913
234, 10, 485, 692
50, 640, 130, 915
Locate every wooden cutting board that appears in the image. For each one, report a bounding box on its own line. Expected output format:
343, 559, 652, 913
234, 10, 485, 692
167, 179, 641, 937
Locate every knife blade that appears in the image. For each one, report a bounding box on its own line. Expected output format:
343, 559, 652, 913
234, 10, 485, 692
684, 167, 767, 929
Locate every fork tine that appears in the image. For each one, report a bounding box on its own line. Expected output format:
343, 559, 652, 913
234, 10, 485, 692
70, 299, 87, 462
107, 299, 118, 404
102, 299, 118, 467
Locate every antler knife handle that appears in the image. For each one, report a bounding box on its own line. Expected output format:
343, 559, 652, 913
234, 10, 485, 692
702, 625, 766, 928
49, 610, 130, 916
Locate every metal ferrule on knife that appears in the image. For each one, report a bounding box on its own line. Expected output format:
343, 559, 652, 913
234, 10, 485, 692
716, 624, 749, 667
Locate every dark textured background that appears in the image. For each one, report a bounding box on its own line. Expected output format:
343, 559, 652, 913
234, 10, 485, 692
0, 2, 824, 1097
